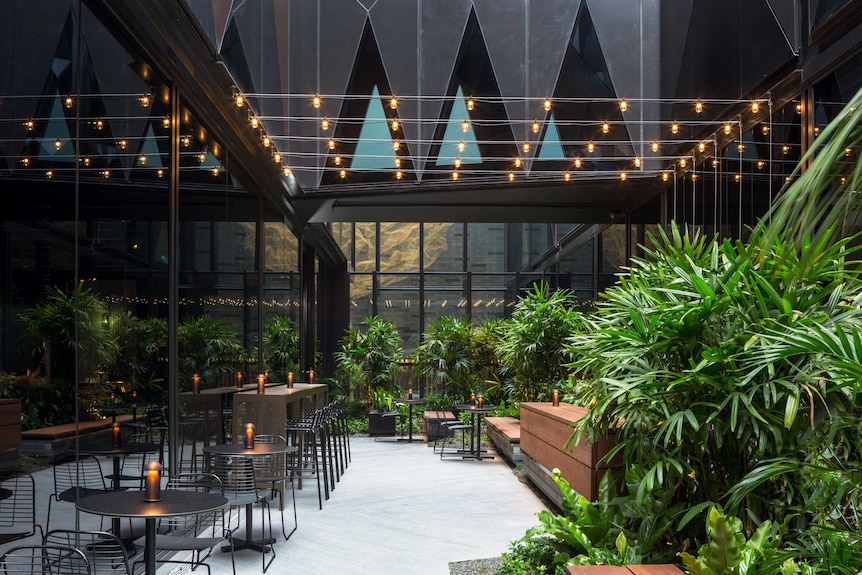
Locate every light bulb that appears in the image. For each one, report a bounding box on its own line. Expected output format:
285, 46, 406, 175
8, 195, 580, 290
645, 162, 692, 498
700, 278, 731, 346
198, 152, 206, 162
82, 157, 90, 166
340, 168, 347, 178
395, 157, 402, 167
396, 170, 403, 180
522, 141, 530, 153
462, 120, 469, 132
162, 116, 170, 128
283, 166, 291, 176
712, 159, 719, 168
735, 173, 742, 182
544, 98, 552, 111
695, 100, 703, 113
46, 169, 53, 179
761, 124, 769, 135
757, 160, 765, 169
619, 99, 628, 112
619, 171, 627, 181
139, 154, 147, 165
118, 138, 127, 149
312, 95, 321, 108
532, 120, 540, 133
508, 171, 515, 181
671, 122, 679, 134
140, 93, 151, 107
182, 136, 190, 147
393, 140, 400, 151
662, 172, 669, 182
587, 141, 595, 153
679, 157, 687, 168
633, 157, 641, 168
103, 169, 110, 179
574, 157, 582, 168
458, 140, 465, 152
651, 141, 659, 153
55, 139, 62, 150
691, 173, 698, 181
328, 139, 336, 150
751, 101, 759, 113
782, 145, 789, 154
321, 118, 329, 130
514, 157, 521, 168
24, 119, 34, 131
796, 102, 802, 114
601, 122, 610, 134
391, 119, 399, 131
95, 118, 103, 130
451, 171, 459, 180
157, 168, 164, 177
698, 142, 706, 153
737, 143, 745, 152
262, 136, 271, 147
334, 154, 342, 166
389, 97, 397, 110
64, 95, 73, 109
724, 123, 732, 135
563, 171, 571, 181
273, 152, 282, 163
454, 157, 461, 168
466, 97, 475, 111
846, 147, 852, 157
251, 117, 259, 129
235, 94, 244, 107
212, 166, 220, 176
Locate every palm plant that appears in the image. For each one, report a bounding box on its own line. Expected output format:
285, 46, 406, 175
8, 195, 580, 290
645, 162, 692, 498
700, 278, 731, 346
262, 315, 300, 381
416, 316, 478, 399
177, 315, 244, 387
334, 316, 403, 400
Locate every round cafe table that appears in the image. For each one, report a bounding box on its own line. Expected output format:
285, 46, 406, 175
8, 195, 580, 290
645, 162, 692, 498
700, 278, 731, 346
76, 489, 227, 575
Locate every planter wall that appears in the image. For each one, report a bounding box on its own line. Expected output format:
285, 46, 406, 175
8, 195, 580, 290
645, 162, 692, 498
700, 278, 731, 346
0, 398, 21, 466
368, 411, 398, 436
520, 402, 618, 508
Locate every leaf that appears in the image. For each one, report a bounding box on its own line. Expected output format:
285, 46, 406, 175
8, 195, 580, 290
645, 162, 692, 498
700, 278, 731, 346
783, 386, 800, 429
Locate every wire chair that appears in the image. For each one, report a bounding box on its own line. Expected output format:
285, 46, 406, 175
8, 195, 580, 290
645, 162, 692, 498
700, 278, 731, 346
0, 544, 90, 575
253, 435, 297, 540
43, 530, 130, 575
47, 454, 110, 534
0, 469, 42, 545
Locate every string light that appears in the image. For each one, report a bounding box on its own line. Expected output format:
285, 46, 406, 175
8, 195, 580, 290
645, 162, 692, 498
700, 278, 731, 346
283, 166, 292, 176
54, 139, 62, 151
574, 157, 582, 168
451, 171, 459, 180
23, 119, 34, 131
698, 142, 706, 153
564, 171, 571, 181
454, 157, 462, 169
395, 157, 402, 167
723, 123, 732, 135
662, 172, 669, 182
46, 169, 53, 179
328, 138, 336, 150
543, 98, 552, 112
601, 122, 610, 134
64, 95, 73, 109
796, 102, 802, 114
691, 172, 698, 181
95, 118, 103, 130
102, 169, 110, 179
340, 168, 347, 178
619, 171, 627, 181
751, 101, 759, 113
182, 136, 190, 147
391, 119, 399, 131
782, 145, 790, 154
139, 154, 147, 165
118, 138, 127, 149
334, 154, 342, 166
312, 95, 321, 108
262, 136, 271, 147
508, 171, 515, 181
734, 173, 742, 182
198, 151, 206, 162
679, 157, 687, 168
389, 97, 398, 110
396, 170, 403, 180
712, 159, 719, 168
250, 117, 259, 129
633, 157, 641, 168
393, 140, 400, 151
514, 157, 522, 168
737, 143, 745, 152
619, 99, 628, 112
212, 166, 220, 176
235, 93, 244, 107
846, 147, 853, 156
162, 116, 170, 128
462, 120, 469, 132
532, 120, 540, 133
695, 100, 703, 113
522, 141, 530, 153
321, 118, 330, 130
458, 140, 465, 152
761, 124, 769, 135
20, 158, 29, 167
140, 93, 151, 107
157, 168, 164, 178
273, 152, 282, 163
586, 141, 595, 153
651, 141, 659, 153
466, 97, 475, 111
671, 122, 679, 134
757, 160, 765, 169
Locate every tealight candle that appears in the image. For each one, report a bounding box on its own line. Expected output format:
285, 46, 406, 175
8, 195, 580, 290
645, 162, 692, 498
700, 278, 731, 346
408, 388, 413, 400
257, 374, 265, 394
112, 423, 122, 448
553, 389, 559, 406
288, 372, 294, 388
193, 373, 200, 394
236, 372, 243, 389
244, 423, 256, 449
144, 461, 162, 502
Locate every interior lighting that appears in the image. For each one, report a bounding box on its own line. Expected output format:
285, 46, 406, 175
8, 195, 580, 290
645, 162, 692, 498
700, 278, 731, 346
334, 154, 342, 166
814, 126, 820, 136
454, 157, 462, 169
250, 117, 259, 129
140, 93, 151, 107
54, 139, 62, 151
395, 157, 402, 167
735, 173, 742, 182
619, 171, 627, 181
46, 169, 53, 179
118, 138, 127, 149
564, 171, 571, 181
157, 169, 164, 178
601, 122, 610, 134
328, 139, 336, 150
103, 169, 110, 179
198, 152, 206, 162
796, 102, 802, 114
20, 158, 29, 167
785, 175, 791, 183
391, 119, 399, 131
466, 97, 475, 111
619, 99, 628, 112
451, 171, 459, 180
751, 101, 760, 113
139, 154, 147, 165
262, 136, 271, 147
211, 166, 220, 176
587, 141, 595, 153
462, 120, 469, 132
393, 140, 401, 152
23, 119, 34, 131
532, 120, 540, 133
698, 142, 706, 153
514, 157, 522, 168
761, 124, 769, 135
182, 136, 190, 147
283, 166, 291, 177
671, 122, 679, 134
757, 160, 765, 169
712, 159, 719, 168
691, 172, 698, 181
662, 172, 669, 182
162, 116, 170, 129
340, 168, 347, 179
458, 140, 465, 152
544, 98, 552, 112
312, 95, 321, 108
235, 94, 244, 107
724, 123, 732, 135
95, 118, 103, 130
396, 170, 403, 180
273, 152, 282, 163
574, 157, 582, 168
64, 95, 73, 109
522, 141, 530, 153
695, 100, 703, 113
651, 141, 659, 152
737, 143, 745, 152
846, 147, 852, 156
782, 145, 790, 154
508, 171, 515, 181
633, 157, 641, 168
389, 97, 398, 110
321, 118, 329, 130
679, 157, 687, 168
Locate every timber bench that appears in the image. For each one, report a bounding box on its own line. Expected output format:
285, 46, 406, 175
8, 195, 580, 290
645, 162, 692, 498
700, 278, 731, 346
566, 565, 683, 575
423, 410, 456, 441
484, 416, 522, 463
20, 414, 136, 459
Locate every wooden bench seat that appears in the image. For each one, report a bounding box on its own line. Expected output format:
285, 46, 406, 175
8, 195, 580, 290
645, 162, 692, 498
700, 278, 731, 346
485, 416, 522, 463
566, 565, 683, 575
423, 410, 457, 441
20, 414, 136, 459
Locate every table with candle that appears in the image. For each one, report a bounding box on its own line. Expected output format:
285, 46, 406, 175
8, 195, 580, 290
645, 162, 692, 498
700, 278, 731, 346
452, 400, 497, 460
76, 478, 227, 575
396, 389, 426, 443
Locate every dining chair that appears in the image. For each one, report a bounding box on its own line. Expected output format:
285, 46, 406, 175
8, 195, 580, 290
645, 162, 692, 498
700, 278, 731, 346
0, 544, 90, 575
110, 432, 161, 489
43, 529, 131, 575
132, 472, 235, 575
206, 453, 274, 572
253, 434, 298, 540
0, 469, 42, 546
47, 454, 110, 533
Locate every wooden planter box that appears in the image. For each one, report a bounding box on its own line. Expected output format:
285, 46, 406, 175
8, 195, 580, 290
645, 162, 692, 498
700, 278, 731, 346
368, 411, 398, 436
0, 398, 21, 466
520, 402, 618, 508
566, 565, 683, 575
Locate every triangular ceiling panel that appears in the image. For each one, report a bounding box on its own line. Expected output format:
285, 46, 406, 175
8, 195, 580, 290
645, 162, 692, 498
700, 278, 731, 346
352, 86, 397, 170
436, 87, 482, 167
662, 0, 693, 98
213, 0, 234, 52
417, 1, 472, 176
537, 114, 566, 160
371, 0, 420, 174
39, 97, 73, 162
766, 0, 797, 51
528, 0, 581, 105
473, 1, 527, 145
137, 125, 164, 169
318, 0, 368, 97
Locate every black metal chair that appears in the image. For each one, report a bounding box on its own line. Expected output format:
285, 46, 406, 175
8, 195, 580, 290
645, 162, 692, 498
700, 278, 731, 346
0, 469, 41, 545
47, 454, 110, 534
43, 529, 131, 575
253, 434, 298, 541
0, 544, 90, 575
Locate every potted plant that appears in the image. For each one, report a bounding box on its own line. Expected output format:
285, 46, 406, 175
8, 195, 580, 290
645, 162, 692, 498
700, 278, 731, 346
367, 387, 398, 436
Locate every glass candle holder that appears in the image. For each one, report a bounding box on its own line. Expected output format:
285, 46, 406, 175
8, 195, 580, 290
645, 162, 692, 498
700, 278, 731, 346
144, 461, 162, 502
244, 423, 256, 449
309, 370, 315, 384
553, 389, 560, 406
288, 372, 294, 388
112, 423, 122, 448
257, 374, 265, 394
470, 393, 476, 406
236, 372, 243, 389
408, 388, 413, 400
193, 373, 200, 394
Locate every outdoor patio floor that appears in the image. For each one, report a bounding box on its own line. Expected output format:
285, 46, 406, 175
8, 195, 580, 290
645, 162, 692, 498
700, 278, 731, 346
1, 436, 548, 574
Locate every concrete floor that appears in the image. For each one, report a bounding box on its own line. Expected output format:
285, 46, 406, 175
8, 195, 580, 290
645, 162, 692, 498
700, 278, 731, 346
1, 437, 548, 574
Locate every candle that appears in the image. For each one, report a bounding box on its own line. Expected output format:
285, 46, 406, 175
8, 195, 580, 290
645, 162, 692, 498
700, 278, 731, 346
110, 392, 115, 404
257, 374, 265, 394
112, 423, 122, 448
131, 390, 137, 405
288, 372, 293, 388
309, 370, 315, 384
470, 393, 476, 406
244, 423, 256, 449
553, 389, 559, 406
144, 461, 162, 502
408, 388, 413, 400
478, 394, 483, 408
236, 372, 243, 389
193, 373, 200, 394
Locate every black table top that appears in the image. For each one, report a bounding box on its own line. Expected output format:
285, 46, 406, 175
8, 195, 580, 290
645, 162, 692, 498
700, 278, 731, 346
454, 404, 497, 413
202, 443, 298, 457
76, 490, 227, 519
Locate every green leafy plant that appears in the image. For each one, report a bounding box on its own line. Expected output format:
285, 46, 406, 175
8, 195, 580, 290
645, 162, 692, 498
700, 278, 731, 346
416, 316, 479, 399
178, 315, 244, 387
334, 316, 403, 400
262, 315, 300, 381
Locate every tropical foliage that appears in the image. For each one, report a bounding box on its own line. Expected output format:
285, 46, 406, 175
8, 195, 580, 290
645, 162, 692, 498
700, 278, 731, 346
177, 315, 244, 387
262, 315, 300, 381
334, 315, 403, 400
